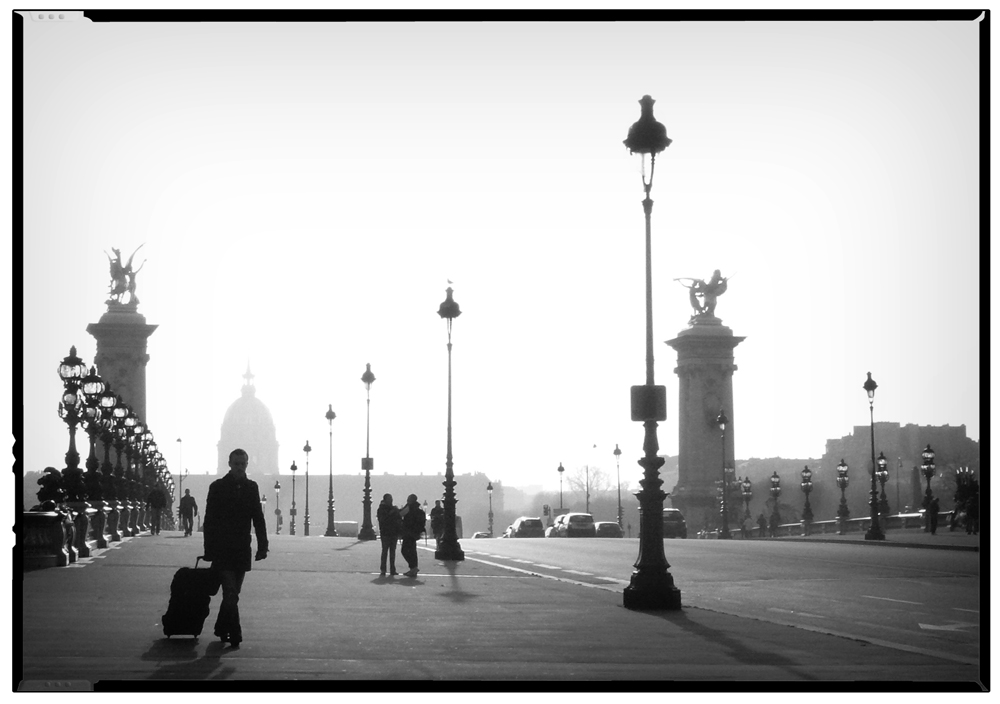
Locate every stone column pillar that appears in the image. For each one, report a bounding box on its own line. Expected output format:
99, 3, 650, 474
86, 305, 157, 420
665, 321, 745, 534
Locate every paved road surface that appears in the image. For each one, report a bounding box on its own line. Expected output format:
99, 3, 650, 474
19, 530, 984, 687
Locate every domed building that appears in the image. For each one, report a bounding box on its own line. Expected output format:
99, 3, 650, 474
217, 365, 279, 475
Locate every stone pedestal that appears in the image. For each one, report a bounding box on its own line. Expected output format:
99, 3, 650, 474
665, 317, 745, 534
88, 501, 112, 548
86, 304, 157, 419
65, 502, 97, 558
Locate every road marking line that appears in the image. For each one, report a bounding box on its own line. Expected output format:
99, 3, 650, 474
458, 556, 622, 594
918, 621, 978, 632
511, 559, 533, 563
767, 607, 828, 619
562, 569, 593, 576
534, 564, 562, 569
953, 608, 979, 614
860, 595, 922, 605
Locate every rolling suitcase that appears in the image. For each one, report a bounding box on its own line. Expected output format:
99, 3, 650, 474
161, 556, 221, 638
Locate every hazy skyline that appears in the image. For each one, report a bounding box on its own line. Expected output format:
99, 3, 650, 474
18, 15, 982, 494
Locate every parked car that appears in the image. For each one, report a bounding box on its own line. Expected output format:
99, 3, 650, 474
551, 512, 596, 537
595, 521, 623, 538
662, 508, 688, 539
470, 531, 492, 539
503, 516, 546, 538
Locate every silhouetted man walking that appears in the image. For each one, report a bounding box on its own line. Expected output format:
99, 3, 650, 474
203, 448, 268, 648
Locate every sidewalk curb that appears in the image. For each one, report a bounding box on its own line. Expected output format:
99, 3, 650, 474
769, 537, 979, 552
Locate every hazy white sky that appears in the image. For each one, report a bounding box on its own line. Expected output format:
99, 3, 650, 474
17, 15, 982, 494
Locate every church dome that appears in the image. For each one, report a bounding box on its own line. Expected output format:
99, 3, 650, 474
217, 365, 279, 475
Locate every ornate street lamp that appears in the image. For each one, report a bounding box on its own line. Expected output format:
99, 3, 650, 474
80, 366, 107, 496
740, 476, 752, 522
303, 440, 312, 536
487, 481, 494, 537
558, 462, 565, 510
876, 452, 890, 519
800, 465, 813, 536
921, 444, 936, 533
836, 458, 850, 534
358, 363, 377, 541
289, 461, 298, 536
716, 409, 731, 539
862, 372, 885, 540
769, 472, 782, 530
274, 480, 281, 535
57, 347, 88, 486
613, 445, 623, 529
621, 95, 680, 611
324, 404, 338, 537
435, 285, 464, 561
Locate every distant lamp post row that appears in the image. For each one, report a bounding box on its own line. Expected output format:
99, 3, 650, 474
769, 472, 781, 528
716, 409, 731, 539
56, 346, 176, 543
862, 372, 885, 541
800, 465, 813, 535
740, 477, 752, 522
836, 458, 850, 534
921, 444, 936, 533
487, 481, 494, 537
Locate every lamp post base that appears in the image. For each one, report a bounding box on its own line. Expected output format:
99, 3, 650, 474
864, 527, 885, 541
358, 523, 376, 541
623, 571, 682, 611
434, 537, 464, 561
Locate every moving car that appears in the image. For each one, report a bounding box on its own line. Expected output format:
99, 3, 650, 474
595, 521, 624, 538
503, 516, 546, 538
470, 531, 493, 539
551, 512, 596, 537
662, 508, 688, 539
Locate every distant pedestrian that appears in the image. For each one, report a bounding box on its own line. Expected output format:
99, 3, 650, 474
928, 497, 940, 535
146, 484, 167, 535
430, 500, 445, 547
178, 489, 198, 537
399, 493, 426, 578
768, 512, 779, 538
203, 448, 268, 648
376, 493, 401, 576
757, 513, 767, 538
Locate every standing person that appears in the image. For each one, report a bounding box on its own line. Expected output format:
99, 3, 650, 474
429, 500, 445, 548
376, 493, 401, 576
399, 493, 426, 578
146, 483, 167, 535
768, 512, 779, 538
756, 513, 767, 538
203, 448, 268, 648
928, 496, 940, 535
178, 488, 198, 537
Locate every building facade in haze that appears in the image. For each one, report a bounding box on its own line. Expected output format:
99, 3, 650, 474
217, 365, 279, 475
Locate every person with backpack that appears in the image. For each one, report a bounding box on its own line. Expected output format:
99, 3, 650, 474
376, 494, 401, 576
399, 493, 426, 578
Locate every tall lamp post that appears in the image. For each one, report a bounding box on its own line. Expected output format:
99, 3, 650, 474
358, 363, 377, 541
274, 480, 281, 535
876, 452, 890, 519
716, 409, 731, 539
289, 461, 298, 536
921, 444, 936, 533
836, 459, 850, 534
303, 441, 311, 536
862, 372, 885, 540
621, 94, 681, 611
435, 285, 464, 561
769, 472, 782, 531
800, 465, 813, 536
487, 481, 494, 537
324, 405, 338, 537
741, 477, 752, 523
261, 493, 267, 533
613, 444, 623, 529
558, 463, 565, 510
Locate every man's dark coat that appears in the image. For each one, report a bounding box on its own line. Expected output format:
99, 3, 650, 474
203, 471, 268, 572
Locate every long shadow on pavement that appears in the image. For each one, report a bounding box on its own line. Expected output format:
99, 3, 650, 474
141, 638, 237, 680
434, 560, 482, 605
645, 608, 820, 681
